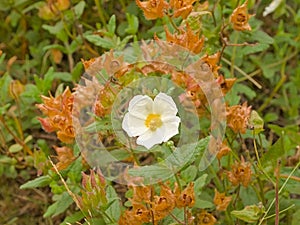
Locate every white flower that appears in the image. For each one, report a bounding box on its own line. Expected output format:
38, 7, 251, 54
122, 93, 181, 149
263, 0, 283, 17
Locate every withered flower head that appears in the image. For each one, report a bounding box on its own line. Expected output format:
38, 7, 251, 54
119, 203, 151, 225
52, 146, 75, 171
169, 0, 196, 19
226, 102, 251, 134
230, 0, 253, 31
213, 189, 232, 211
174, 182, 195, 208
152, 183, 176, 221
216, 75, 236, 94
201, 52, 221, 77
227, 156, 252, 187
165, 24, 205, 54
196, 210, 217, 225
136, 0, 169, 20
216, 141, 231, 161
36, 87, 75, 143
132, 185, 152, 203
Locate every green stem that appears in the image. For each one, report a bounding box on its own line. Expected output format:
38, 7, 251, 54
257, 75, 286, 112
230, 32, 239, 77
237, 50, 298, 82
258, 161, 300, 225
94, 0, 107, 29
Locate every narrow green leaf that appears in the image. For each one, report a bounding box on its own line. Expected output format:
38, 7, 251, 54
9, 143, 23, 153
107, 15, 116, 34
125, 13, 138, 34
20, 175, 52, 189
85, 34, 115, 49
74, 1, 86, 18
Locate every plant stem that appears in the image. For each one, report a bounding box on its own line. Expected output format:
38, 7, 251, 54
94, 0, 107, 29
258, 160, 300, 225
257, 75, 286, 112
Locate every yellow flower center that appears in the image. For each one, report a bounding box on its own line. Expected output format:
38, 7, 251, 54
145, 114, 163, 131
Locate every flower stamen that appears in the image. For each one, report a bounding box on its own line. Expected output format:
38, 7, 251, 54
145, 114, 163, 131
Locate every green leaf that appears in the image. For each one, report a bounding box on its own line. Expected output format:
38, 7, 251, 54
241, 43, 270, 55
21, 84, 41, 103
231, 204, 265, 223
292, 209, 300, 225
85, 117, 112, 132
261, 135, 292, 166
235, 83, 257, 100
84, 34, 115, 49
44, 192, 74, 217
0, 73, 12, 104
194, 199, 214, 209
52, 193, 74, 217
53, 72, 73, 82
181, 165, 197, 183
0, 103, 10, 115
20, 175, 52, 189
128, 164, 174, 182
9, 143, 23, 153
249, 110, 264, 134
105, 186, 121, 223
61, 211, 85, 225
42, 21, 68, 42
194, 174, 208, 195
125, 13, 139, 34
252, 30, 274, 44
74, 1, 86, 18
107, 15, 116, 35
71, 61, 84, 82
43, 67, 55, 92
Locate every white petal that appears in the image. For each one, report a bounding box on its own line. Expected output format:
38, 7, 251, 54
159, 117, 180, 142
136, 129, 165, 149
128, 95, 153, 119
153, 93, 178, 118
122, 113, 148, 137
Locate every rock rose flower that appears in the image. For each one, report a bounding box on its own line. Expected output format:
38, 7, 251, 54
122, 93, 181, 149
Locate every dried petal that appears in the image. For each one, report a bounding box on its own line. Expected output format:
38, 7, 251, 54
136, 0, 168, 20
174, 182, 195, 208
213, 189, 232, 211
196, 210, 217, 225
230, 0, 253, 31
164, 23, 205, 54
227, 156, 252, 187
170, 0, 196, 19
227, 102, 252, 134
53, 146, 75, 170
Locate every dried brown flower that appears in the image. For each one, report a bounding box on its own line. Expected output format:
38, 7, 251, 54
216, 142, 231, 161
227, 156, 252, 187
169, 0, 196, 19
174, 182, 195, 208
230, 0, 253, 31
53, 146, 75, 171
196, 210, 217, 225
37, 87, 75, 143
213, 189, 232, 211
152, 183, 176, 221
165, 24, 205, 54
136, 0, 168, 20
226, 102, 251, 134
201, 52, 221, 76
